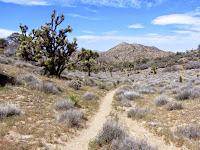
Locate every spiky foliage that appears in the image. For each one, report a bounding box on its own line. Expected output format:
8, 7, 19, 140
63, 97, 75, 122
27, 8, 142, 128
7, 32, 21, 44
179, 75, 183, 83
78, 48, 99, 76
108, 65, 114, 77
0, 38, 8, 49
17, 10, 77, 77
151, 66, 158, 74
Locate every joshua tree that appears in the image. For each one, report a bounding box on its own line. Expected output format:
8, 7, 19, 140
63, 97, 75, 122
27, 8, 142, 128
17, 10, 77, 77
0, 38, 8, 49
108, 65, 114, 77
7, 32, 21, 44
78, 48, 99, 76
151, 66, 158, 74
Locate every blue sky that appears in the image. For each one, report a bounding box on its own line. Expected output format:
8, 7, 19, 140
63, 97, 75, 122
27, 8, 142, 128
0, 0, 200, 52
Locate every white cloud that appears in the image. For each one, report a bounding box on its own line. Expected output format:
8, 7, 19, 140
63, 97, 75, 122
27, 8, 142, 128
82, 30, 94, 34
173, 30, 193, 34
0, 29, 19, 38
84, 7, 98, 13
128, 24, 144, 28
152, 8, 200, 32
102, 30, 119, 35
81, 0, 142, 8
147, 33, 159, 36
65, 13, 100, 20
152, 14, 200, 25
0, 0, 166, 8
0, 0, 49, 5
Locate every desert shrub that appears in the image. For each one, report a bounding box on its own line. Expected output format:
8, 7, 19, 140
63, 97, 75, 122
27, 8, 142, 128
175, 90, 191, 101
115, 89, 126, 95
0, 57, 9, 64
83, 92, 98, 101
122, 100, 132, 107
98, 82, 106, 89
185, 61, 200, 69
68, 79, 82, 90
42, 82, 60, 94
96, 119, 126, 145
119, 85, 133, 91
176, 124, 200, 139
117, 80, 120, 85
57, 109, 82, 127
179, 76, 183, 83
164, 82, 179, 89
116, 94, 127, 101
154, 94, 170, 106
0, 103, 21, 118
195, 80, 200, 85
166, 102, 183, 111
132, 83, 141, 89
15, 60, 35, 69
162, 66, 179, 72
190, 87, 200, 99
139, 86, 156, 94
33, 67, 45, 75
83, 78, 96, 87
106, 82, 114, 87
127, 107, 149, 119
111, 137, 158, 150
172, 89, 179, 94
174, 87, 200, 100
54, 99, 74, 110
22, 74, 42, 90
134, 64, 149, 70
4, 42, 19, 57
69, 94, 79, 105
124, 91, 140, 100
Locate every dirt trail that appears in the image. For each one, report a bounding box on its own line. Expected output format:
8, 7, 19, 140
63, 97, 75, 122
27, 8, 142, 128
58, 87, 180, 150
59, 89, 117, 150
118, 113, 181, 150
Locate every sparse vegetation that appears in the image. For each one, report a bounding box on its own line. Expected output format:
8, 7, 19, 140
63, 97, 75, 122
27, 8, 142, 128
154, 94, 170, 106
95, 119, 126, 145
83, 91, 98, 101
57, 109, 83, 127
175, 124, 200, 139
124, 91, 140, 100
0, 103, 21, 118
54, 99, 75, 110
68, 79, 82, 90
98, 82, 107, 89
127, 107, 149, 119
166, 102, 183, 111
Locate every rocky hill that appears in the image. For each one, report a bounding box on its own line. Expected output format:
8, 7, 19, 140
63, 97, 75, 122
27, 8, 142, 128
99, 42, 173, 64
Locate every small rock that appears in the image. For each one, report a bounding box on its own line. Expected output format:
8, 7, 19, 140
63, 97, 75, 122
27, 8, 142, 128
149, 122, 157, 126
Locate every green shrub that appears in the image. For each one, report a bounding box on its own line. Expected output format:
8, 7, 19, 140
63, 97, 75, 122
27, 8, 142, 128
69, 94, 79, 106
179, 76, 182, 83
98, 82, 106, 89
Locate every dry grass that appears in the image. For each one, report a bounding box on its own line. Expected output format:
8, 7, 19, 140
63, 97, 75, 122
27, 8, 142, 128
0, 63, 109, 149
112, 69, 200, 150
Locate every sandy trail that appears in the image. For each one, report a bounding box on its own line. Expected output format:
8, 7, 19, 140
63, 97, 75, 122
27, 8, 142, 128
58, 87, 181, 150
118, 112, 181, 150
59, 89, 117, 150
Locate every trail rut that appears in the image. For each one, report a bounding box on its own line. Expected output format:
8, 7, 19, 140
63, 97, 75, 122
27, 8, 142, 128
59, 89, 117, 150
58, 87, 181, 150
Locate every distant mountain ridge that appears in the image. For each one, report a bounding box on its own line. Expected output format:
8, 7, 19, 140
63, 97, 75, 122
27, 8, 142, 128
99, 42, 173, 64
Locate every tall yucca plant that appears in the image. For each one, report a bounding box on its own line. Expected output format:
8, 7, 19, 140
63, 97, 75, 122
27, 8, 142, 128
18, 10, 77, 77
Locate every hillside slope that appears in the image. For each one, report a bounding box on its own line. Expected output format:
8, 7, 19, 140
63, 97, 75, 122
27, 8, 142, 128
99, 42, 173, 64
